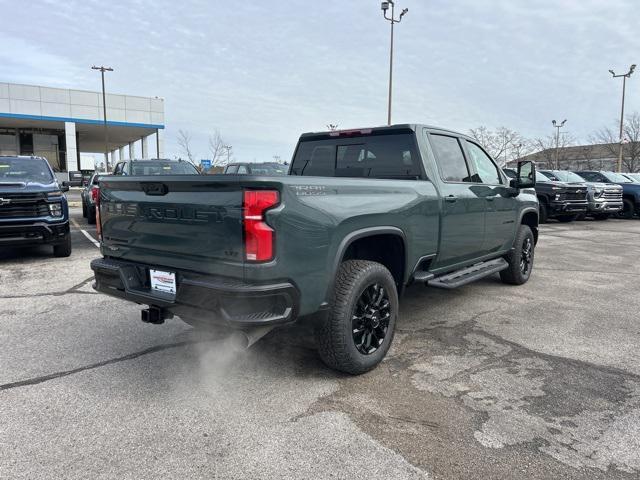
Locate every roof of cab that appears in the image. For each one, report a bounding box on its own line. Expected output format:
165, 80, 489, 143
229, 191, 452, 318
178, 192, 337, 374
299, 124, 469, 141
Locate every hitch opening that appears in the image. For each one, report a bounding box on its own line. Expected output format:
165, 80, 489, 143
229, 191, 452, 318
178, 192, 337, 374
141, 306, 171, 325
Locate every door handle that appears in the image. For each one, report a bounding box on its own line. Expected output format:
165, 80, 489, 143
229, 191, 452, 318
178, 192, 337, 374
445, 195, 457, 203
485, 196, 495, 202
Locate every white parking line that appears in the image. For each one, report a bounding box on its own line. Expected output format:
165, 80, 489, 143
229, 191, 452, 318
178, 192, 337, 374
80, 229, 100, 248
70, 218, 81, 229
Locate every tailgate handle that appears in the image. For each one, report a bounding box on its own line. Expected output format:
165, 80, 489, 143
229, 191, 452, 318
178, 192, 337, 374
141, 183, 169, 196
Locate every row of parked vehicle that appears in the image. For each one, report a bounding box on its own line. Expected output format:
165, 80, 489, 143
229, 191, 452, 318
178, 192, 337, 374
503, 168, 640, 223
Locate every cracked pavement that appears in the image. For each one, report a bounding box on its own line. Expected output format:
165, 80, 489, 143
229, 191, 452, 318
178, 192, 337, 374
1, 211, 640, 479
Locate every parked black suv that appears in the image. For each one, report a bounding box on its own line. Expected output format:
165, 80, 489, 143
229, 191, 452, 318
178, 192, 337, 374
0, 156, 71, 256
505, 168, 587, 222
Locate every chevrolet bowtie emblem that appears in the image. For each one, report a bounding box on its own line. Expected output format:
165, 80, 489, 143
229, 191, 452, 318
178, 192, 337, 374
0, 198, 11, 206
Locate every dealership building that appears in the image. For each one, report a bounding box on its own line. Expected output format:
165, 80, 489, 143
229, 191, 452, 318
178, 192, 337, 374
0, 82, 165, 179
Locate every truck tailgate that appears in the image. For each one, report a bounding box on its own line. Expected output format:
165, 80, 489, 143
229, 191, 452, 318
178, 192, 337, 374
99, 177, 245, 275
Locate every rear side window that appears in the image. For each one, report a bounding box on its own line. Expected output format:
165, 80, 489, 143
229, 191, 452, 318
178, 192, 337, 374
290, 133, 421, 179
430, 134, 471, 182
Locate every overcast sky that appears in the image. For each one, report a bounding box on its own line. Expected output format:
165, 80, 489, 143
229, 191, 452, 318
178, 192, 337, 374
1, 0, 639, 162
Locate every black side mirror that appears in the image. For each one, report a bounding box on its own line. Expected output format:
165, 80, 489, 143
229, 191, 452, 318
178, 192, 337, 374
514, 160, 536, 189
61, 181, 70, 192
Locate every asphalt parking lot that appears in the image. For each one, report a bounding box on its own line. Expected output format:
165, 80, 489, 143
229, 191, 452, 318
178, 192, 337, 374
1, 210, 639, 480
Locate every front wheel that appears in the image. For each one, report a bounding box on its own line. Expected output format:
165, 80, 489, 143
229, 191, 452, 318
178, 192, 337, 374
87, 206, 96, 225
500, 225, 535, 285
315, 260, 398, 375
538, 202, 548, 224
619, 199, 635, 219
53, 235, 72, 258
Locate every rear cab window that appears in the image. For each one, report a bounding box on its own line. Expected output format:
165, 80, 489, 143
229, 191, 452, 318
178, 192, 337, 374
290, 130, 423, 179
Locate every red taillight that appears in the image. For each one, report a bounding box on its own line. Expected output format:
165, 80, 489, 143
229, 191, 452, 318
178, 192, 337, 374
91, 186, 100, 205
243, 190, 279, 262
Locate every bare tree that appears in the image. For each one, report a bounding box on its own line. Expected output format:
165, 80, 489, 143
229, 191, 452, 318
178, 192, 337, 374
591, 112, 640, 172
468, 126, 527, 166
208, 129, 229, 167
531, 133, 576, 169
177, 130, 195, 164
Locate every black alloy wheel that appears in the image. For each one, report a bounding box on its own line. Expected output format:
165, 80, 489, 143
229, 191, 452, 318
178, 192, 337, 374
520, 237, 533, 276
351, 283, 391, 355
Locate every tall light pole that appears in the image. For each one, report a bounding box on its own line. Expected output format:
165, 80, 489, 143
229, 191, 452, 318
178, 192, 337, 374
609, 64, 636, 172
552, 119, 567, 169
381, 1, 408, 126
92, 66, 114, 170
223, 145, 232, 164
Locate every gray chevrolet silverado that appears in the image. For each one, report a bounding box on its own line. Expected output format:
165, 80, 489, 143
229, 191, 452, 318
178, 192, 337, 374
91, 125, 538, 374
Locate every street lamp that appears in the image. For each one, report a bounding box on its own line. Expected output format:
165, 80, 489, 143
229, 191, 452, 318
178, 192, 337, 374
381, 1, 408, 126
223, 145, 232, 164
91, 65, 114, 170
609, 64, 636, 172
552, 119, 567, 169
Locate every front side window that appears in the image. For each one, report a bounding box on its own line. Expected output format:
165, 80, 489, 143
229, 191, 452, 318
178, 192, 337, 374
429, 134, 471, 182
465, 141, 502, 184
237, 165, 248, 174
225, 165, 238, 174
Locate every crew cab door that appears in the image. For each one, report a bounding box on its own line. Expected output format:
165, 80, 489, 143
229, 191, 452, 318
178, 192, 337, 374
461, 140, 517, 253
427, 133, 486, 267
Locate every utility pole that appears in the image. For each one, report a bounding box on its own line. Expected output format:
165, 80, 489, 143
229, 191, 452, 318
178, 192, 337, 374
381, 1, 408, 126
91, 65, 114, 170
609, 65, 636, 172
223, 145, 232, 164
552, 119, 567, 170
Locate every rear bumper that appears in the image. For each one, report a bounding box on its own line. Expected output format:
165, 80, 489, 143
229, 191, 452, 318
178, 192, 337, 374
0, 221, 69, 246
91, 257, 300, 328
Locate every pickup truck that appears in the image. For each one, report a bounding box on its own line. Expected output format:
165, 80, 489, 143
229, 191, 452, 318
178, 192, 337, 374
575, 170, 640, 219
504, 168, 587, 223
540, 170, 622, 220
91, 125, 539, 374
0, 155, 71, 257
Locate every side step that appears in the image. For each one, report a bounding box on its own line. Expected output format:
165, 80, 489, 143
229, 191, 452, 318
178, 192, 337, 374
428, 258, 508, 290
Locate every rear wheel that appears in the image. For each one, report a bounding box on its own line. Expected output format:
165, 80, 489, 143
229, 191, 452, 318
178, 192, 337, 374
500, 225, 534, 285
619, 199, 635, 219
87, 206, 96, 225
315, 260, 398, 375
53, 235, 72, 258
82, 200, 87, 218
556, 214, 578, 223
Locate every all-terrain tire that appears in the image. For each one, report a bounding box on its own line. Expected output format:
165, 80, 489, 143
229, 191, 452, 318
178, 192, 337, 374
315, 260, 398, 375
82, 201, 87, 218
53, 234, 72, 258
500, 224, 535, 285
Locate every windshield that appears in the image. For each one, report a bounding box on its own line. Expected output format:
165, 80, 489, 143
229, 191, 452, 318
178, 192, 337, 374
603, 171, 632, 183
130, 161, 198, 175
535, 171, 552, 182
626, 173, 640, 182
551, 170, 585, 183
0, 157, 54, 183
539, 171, 559, 181
250, 164, 288, 175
